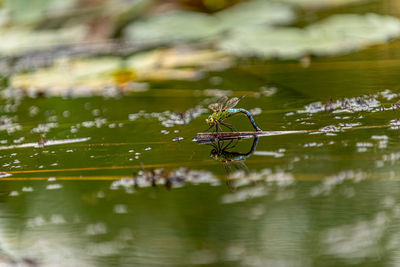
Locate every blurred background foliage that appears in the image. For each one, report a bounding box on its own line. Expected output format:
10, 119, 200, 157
1, 0, 393, 54
1, 0, 400, 96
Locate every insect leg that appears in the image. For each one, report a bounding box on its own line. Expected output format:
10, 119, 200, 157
228, 123, 238, 132
204, 124, 214, 132
222, 139, 234, 150
217, 122, 223, 132
218, 140, 222, 150
220, 121, 237, 132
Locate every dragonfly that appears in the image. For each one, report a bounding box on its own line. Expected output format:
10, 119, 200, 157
206, 96, 262, 132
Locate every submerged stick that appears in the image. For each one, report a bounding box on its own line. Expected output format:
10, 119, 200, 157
195, 130, 310, 144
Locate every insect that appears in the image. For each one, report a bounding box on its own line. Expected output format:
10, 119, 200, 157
206, 96, 262, 132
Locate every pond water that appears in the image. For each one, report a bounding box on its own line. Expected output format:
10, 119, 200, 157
2, 2, 400, 267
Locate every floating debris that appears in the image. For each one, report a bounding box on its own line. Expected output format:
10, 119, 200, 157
314, 125, 342, 134
81, 118, 108, 129
0, 172, 11, 178
46, 184, 63, 190
304, 142, 324, 148
113, 204, 128, 214
298, 95, 381, 114
129, 105, 207, 128
0, 137, 90, 150
390, 120, 400, 130
22, 186, 34, 192
0, 117, 22, 134
31, 122, 59, 133
299, 90, 400, 118
9, 190, 19, 196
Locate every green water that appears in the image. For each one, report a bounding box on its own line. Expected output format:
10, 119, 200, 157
3, 3, 400, 267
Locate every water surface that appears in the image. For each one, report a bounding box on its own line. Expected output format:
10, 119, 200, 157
2, 2, 400, 266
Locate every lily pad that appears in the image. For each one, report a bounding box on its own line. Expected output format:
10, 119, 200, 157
124, 11, 221, 43
277, 0, 368, 9
9, 48, 234, 97
0, 26, 87, 56
10, 57, 121, 97
2, 0, 76, 24
216, 0, 296, 28
218, 13, 400, 59
124, 0, 295, 43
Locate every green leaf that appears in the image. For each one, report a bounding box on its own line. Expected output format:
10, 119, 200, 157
0, 26, 87, 56
124, 10, 222, 43
216, 0, 296, 29
218, 13, 400, 59
124, 0, 295, 44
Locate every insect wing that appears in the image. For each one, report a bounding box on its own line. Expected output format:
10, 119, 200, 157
209, 96, 228, 112
208, 103, 220, 112
223, 97, 241, 111
216, 96, 228, 111
232, 161, 249, 173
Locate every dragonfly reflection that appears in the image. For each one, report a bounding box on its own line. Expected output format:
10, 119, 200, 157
208, 137, 259, 191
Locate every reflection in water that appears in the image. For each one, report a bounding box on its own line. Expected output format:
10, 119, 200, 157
3, 178, 400, 266
208, 137, 259, 191
209, 137, 259, 171
130, 164, 220, 190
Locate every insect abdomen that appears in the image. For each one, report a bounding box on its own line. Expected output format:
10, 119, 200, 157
228, 108, 261, 131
